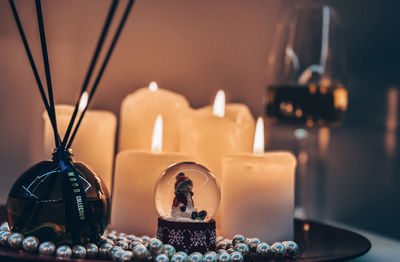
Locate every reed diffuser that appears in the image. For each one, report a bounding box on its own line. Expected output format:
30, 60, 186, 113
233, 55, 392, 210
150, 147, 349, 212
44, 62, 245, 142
6, 0, 135, 245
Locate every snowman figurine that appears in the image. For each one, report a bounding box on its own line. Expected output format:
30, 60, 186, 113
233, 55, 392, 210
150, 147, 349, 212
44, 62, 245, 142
171, 172, 207, 220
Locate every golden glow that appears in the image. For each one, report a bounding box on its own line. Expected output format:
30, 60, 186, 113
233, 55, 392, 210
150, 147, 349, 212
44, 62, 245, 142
295, 108, 303, 117
253, 117, 264, 155
318, 127, 330, 156
78, 91, 89, 111
304, 223, 310, 232
213, 90, 225, 118
151, 114, 163, 153
309, 84, 317, 94
333, 86, 348, 111
148, 81, 159, 92
385, 87, 398, 156
306, 118, 314, 127
320, 85, 328, 94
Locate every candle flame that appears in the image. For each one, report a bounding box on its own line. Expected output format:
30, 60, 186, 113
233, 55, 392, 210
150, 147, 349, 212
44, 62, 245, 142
213, 90, 225, 117
253, 117, 264, 154
149, 81, 159, 92
151, 114, 163, 153
78, 91, 89, 111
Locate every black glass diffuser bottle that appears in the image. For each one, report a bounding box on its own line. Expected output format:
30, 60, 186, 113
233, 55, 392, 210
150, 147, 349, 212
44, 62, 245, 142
7, 148, 110, 245
6, 0, 134, 245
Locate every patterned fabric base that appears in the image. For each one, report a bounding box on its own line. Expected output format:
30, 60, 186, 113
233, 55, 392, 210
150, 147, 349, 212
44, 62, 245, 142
156, 217, 216, 253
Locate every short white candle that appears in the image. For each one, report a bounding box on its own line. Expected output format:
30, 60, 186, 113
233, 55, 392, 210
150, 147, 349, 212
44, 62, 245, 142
221, 117, 296, 242
43, 104, 117, 189
111, 115, 193, 235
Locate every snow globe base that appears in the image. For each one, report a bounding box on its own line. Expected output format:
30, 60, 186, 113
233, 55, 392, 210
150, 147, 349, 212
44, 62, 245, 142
156, 217, 216, 253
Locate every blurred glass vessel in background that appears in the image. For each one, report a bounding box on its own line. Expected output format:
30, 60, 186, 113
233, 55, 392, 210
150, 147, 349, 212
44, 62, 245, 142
266, 3, 348, 127
265, 2, 348, 219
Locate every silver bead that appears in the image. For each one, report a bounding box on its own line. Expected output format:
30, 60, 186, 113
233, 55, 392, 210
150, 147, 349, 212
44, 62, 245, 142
216, 240, 229, 250
99, 242, 114, 258
130, 240, 144, 250
171, 253, 186, 262
232, 235, 246, 247
148, 238, 163, 256
0, 231, 11, 247
271, 242, 285, 259
203, 251, 217, 262
226, 248, 234, 254
246, 238, 261, 252
217, 253, 230, 262
111, 246, 123, 254
176, 251, 188, 260
119, 251, 133, 261
234, 243, 249, 256
155, 253, 170, 262
283, 241, 299, 258
117, 236, 129, 242
230, 252, 243, 262
188, 252, 203, 262
133, 244, 150, 260
127, 234, 137, 241
22, 236, 39, 252
112, 249, 125, 261
8, 233, 23, 249
39, 241, 56, 256
108, 234, 118, 241
256, 242, 272, 258
72, 245, 87, 258
217, 249, 228, 255
0, 222, 9, 231
100, 236, 114, 245
216, 236, 224, 243
161, 244, 176, 258
119, 233, 127, 238
86, 243, 99, 258
56, 245, 72, 258
116, 240, 130, 250
141, 235, 150, 243
134, 237, 144, 243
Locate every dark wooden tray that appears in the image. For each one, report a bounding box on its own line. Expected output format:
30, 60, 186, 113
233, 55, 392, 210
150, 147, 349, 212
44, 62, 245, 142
0, 206, 371, 262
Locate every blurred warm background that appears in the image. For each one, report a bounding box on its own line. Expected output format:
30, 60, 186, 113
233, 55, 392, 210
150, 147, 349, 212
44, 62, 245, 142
0, 0, 399, 241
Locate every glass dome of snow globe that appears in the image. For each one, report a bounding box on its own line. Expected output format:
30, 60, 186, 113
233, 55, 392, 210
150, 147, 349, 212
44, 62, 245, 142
154, 162, 220, 222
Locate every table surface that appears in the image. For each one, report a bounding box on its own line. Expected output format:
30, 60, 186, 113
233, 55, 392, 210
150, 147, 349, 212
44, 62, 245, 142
322, 220, 400, 262
0, 206, 398, 261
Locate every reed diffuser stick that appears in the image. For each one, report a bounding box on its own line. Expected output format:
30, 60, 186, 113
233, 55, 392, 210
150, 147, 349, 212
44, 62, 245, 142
8, 0, 60, 147
35, 0, 60, 147
61, 0, 120, 149
67, 0, 136, 148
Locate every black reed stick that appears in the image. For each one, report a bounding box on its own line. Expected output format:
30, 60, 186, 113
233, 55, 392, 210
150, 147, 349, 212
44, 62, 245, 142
61, 0, 120, 149
67, 0, 135, 148
35, 0, 61, 148
8, 0, 60, 147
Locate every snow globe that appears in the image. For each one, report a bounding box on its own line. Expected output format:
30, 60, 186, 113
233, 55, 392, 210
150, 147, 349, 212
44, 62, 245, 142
154, 162, 220, 253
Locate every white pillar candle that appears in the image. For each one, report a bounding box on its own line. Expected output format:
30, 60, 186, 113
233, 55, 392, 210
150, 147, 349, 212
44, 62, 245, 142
221, 117, 296, 242
111, 115, 193, 235
180, 90, 255, 181
119, 81, 190, 152
43, 104, 117, 189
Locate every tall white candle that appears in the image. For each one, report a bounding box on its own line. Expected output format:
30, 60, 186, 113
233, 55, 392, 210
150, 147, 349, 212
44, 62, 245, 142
119, 82, 190, 152
111, 115, 193, 235
180, 90, 255, 181
221, 117, 296, 242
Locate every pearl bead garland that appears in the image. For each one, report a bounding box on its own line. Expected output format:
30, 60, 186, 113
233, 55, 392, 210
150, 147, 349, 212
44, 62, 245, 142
0, 221, 300, 261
